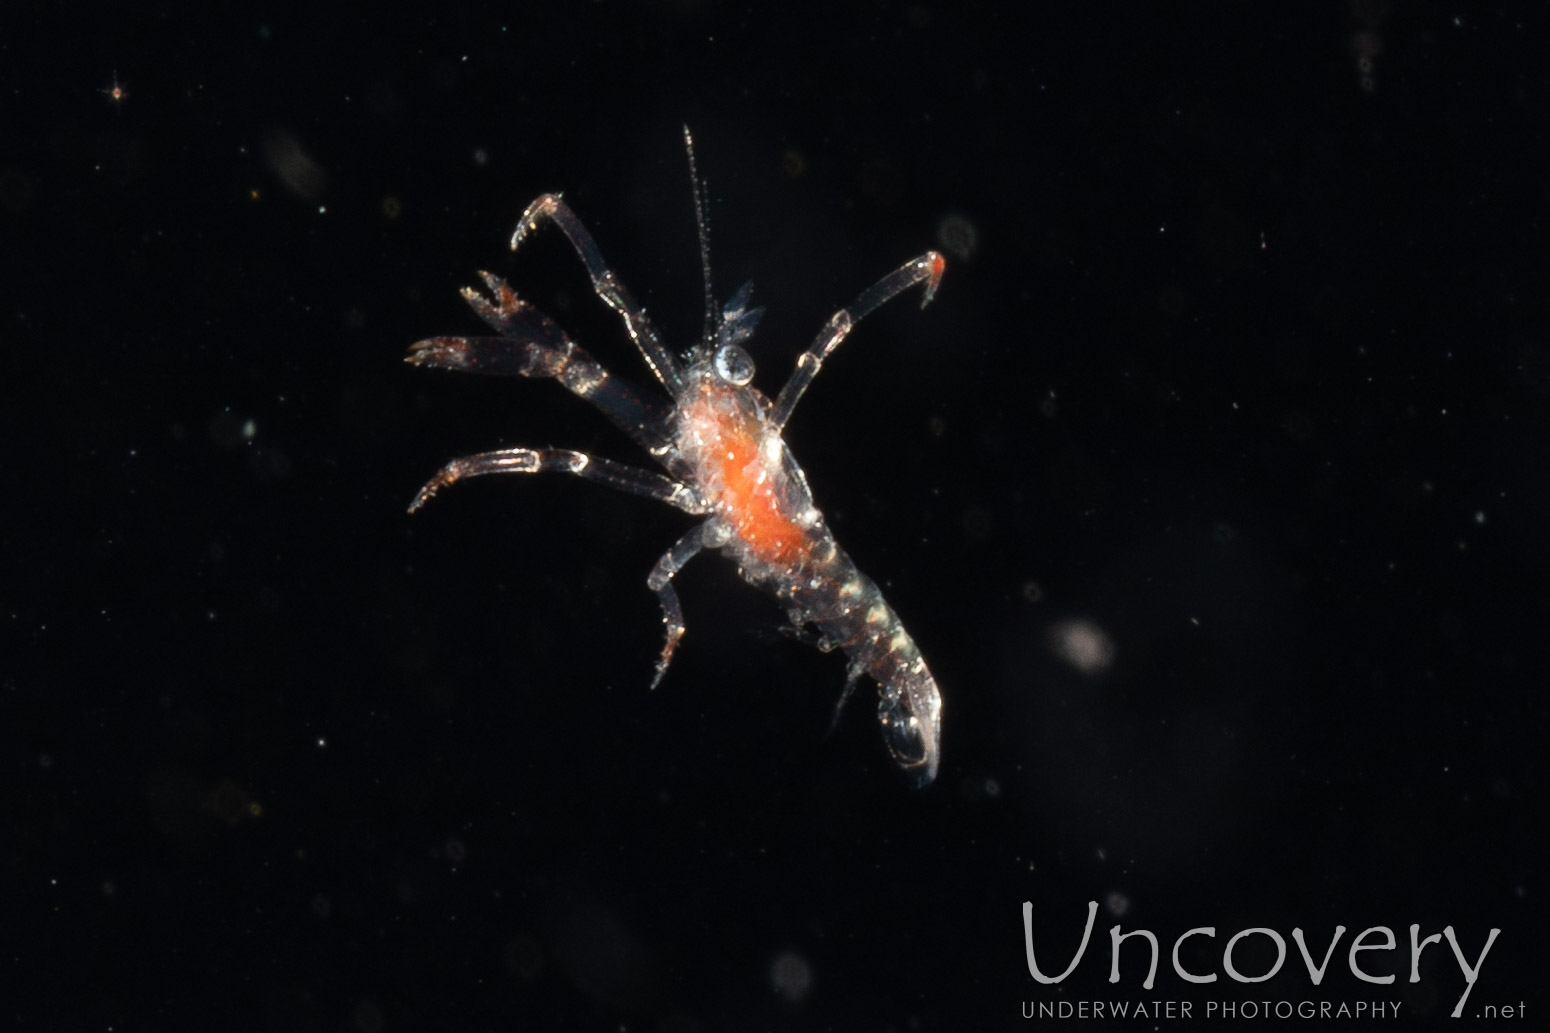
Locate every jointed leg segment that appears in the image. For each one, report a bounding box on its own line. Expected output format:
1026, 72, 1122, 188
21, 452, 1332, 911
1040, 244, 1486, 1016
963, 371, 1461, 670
407, 271, 669, 453
511, 194, 684, 394
771, 251, 945, 430
407, 447, 705, 515
645, 524, 714, 688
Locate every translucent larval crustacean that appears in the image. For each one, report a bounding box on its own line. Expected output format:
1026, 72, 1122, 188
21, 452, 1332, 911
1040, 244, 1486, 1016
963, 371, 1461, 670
408, 130, 945, 785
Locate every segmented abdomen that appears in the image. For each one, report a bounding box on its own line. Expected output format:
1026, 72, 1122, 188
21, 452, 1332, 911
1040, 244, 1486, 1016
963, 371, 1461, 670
758, 532, 943, 784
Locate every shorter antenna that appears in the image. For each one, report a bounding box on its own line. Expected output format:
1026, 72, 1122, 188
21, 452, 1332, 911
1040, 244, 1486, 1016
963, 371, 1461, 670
683, 126, 717, 340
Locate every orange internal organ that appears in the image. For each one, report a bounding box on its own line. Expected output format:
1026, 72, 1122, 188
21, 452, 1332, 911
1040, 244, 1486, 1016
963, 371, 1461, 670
689, 387, 810, 566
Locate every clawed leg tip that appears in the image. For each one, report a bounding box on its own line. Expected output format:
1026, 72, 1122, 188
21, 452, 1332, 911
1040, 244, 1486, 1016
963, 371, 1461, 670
406, 338, 469, 367
919, 252, 946, 308
649, 656, 674, 691
407, 483, 441, 513
649, 656, 674, 690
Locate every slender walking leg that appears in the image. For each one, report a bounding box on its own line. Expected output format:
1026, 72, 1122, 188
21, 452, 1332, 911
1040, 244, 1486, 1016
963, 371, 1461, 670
771, 251, 945, 430
645, 524, 713, 688
408, 448, 705, 515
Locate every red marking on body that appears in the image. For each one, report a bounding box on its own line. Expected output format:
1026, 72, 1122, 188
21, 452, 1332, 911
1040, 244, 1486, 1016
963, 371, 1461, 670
687, 385, 810, 566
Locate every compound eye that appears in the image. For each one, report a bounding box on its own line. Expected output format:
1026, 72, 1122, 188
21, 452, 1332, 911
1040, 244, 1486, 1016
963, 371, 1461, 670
714, 343, 755, 386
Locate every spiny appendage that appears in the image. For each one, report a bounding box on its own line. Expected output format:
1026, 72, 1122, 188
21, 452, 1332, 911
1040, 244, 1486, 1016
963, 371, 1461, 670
405, 329, 576, 378
405, 276, 579, 377
462, 270, 525, 327
407, 448, 549, 513
511, 193, 564, 251
405, 335, 476, 369
404, 274, 531, 365
408, 447, 702, 518
404, 271, 530, 371
644, 524, 710, 688
407, 458, 463, 512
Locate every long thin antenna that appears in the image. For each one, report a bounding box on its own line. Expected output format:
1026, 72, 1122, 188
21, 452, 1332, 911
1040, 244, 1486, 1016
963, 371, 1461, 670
683, 125, 716, 341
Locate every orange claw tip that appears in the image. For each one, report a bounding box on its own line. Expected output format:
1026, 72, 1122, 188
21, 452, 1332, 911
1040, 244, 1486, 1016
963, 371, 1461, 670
920, 251, 947, 308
